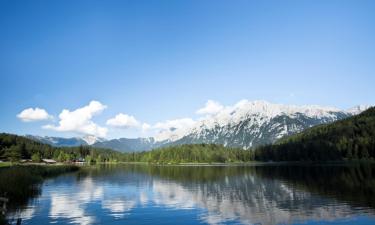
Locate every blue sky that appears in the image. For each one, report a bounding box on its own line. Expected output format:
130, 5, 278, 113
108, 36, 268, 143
1, 0, 374, 139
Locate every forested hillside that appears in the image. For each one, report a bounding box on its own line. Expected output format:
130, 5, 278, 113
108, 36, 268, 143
122, 144, 254, 163
0, 133, 124, 163
254, 107, 375, 161
0, 133, 253, 164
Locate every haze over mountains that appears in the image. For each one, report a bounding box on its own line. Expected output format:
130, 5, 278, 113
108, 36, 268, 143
27, 101, 370, 152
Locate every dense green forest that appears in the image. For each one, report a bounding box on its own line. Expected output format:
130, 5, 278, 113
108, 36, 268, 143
122, 144, 254, 163
254, 107, 375, 161
0, 133, 125, 163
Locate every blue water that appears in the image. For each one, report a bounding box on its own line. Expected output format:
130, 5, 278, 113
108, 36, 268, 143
7, 164, 375, 225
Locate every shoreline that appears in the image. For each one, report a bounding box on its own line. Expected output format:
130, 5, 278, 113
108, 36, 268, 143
1, 159, 374, 169
117, 160, 375, 166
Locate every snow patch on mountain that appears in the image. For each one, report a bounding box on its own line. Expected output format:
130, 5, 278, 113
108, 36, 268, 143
26, 135, 89, 147
346, 105, 371, 115
82, 135, 105, 145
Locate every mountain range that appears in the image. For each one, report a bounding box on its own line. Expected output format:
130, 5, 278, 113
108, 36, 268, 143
26, 135, 105, 147
26, 101, 370, 152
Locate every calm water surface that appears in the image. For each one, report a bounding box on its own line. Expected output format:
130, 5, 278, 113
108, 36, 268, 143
7, 163, 375, 225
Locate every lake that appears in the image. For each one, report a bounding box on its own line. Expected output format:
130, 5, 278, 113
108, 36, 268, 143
6, 163, 375, 225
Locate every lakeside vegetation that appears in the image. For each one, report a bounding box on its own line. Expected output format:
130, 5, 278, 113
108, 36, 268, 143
0, 165, 79, 225
0, 162, 11, 168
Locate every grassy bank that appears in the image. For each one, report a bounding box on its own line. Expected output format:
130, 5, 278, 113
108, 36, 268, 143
0, 162, 11, 168
0, 165, 79, 225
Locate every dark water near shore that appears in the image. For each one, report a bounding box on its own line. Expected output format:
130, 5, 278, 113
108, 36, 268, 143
7, 163, 375, 225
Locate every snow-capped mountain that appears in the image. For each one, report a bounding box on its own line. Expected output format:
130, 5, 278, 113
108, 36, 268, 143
81, 135, 106, 145
346, 105, 371, 115
26, 135, 90, 147
26, 101, 371, 151
157, 101, 370, 149
92, 137, 164, 152
26, 134, 159, 152
26, 135, 106, 147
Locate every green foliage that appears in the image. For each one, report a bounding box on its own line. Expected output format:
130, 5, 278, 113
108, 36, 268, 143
0, 162, 11, 168
85, 155, 93, 164
0, 133, 126, 164
31, 152, 41, 162
122, 144, 254, 163
4, 145, 21, 162
254, 107, 375, 161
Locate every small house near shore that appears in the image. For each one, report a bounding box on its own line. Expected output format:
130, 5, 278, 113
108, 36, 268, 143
42, 159, 57, 164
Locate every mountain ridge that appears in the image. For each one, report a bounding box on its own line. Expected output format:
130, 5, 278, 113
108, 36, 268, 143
26, 101, 371, 152
157, 101, 369, 149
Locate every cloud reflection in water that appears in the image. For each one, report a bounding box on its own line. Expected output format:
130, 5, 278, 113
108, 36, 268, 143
14, 165, 375, 225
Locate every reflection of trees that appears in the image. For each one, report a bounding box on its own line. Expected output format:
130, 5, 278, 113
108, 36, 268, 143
7, 163, 375, 225
0, 165, 78, 224
138, 165, 248, 182
146, 165, 360, 225
82, 164, 375, 224
76, 164, 249, 186
0, 166, 78, 213
129, 163, 375, 224
253, 163, 375, 209
0, 167, 41, 213
75, 163, 375, 212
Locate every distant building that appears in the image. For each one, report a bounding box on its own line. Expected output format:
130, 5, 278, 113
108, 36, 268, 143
42, 159, 57, 164
73, 158, 85, 164
20, 159, 32, 163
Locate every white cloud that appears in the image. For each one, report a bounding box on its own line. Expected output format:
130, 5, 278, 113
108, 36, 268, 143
152, 118, 196, 141
153, 118, 196, 130
144, 100, 226, 141
102, 198, 136, 218
142, 123, 151, 132
196, 100, 224, 115
43, 100, 108, 137
106, 113, 140, 128
17, 107, 52, 122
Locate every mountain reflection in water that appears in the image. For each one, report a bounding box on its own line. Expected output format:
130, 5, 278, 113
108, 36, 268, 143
8, 163, 375, 225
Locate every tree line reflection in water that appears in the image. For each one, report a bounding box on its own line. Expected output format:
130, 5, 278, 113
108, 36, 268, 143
6, 163, 375, 225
